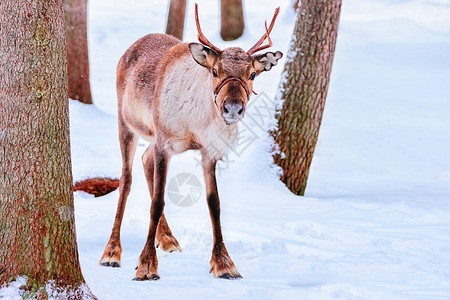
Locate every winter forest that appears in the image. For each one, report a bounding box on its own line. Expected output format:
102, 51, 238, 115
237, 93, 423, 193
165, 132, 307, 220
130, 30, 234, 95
0, 0, 449, 299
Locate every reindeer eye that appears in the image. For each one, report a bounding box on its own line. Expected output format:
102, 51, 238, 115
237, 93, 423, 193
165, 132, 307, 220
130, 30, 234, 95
212, 68, 218, 78
249, 72, 256, 80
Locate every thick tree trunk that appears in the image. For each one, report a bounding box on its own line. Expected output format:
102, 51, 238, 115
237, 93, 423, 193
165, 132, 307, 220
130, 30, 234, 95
220, 0, 245, 41
0, 0, 93, 297
272, 0, 342, 195
165, 0, 186, 41
64, 0, 93, 104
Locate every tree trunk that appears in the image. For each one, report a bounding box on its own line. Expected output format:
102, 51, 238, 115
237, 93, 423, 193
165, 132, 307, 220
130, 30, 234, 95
271, 0, 342, 196
64, 0, 93, 104
165, 0, 186, 41
0, 0, 93, 297
220, 0, 245, 41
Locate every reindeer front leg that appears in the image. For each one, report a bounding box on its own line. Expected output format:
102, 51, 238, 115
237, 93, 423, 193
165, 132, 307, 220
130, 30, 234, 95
100, 123, 138, 268
134, 144, 169, 281
202, 155, 242, 279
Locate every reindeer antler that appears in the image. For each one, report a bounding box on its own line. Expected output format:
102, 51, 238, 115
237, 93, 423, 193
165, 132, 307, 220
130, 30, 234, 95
247, 7, 280, 55
195, 3, 222, 54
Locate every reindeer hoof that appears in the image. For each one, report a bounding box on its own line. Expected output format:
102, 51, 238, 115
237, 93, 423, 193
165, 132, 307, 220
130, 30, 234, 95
148, 274, 160, 281
210, 262, 242, 279
99, 257, 121, 268
134, 248, 159, 281
99, 240, 122, 268
156, 233, 182, 253
219, 273, 243, 280
132, 273, 160, 281
209, 243, 241, 279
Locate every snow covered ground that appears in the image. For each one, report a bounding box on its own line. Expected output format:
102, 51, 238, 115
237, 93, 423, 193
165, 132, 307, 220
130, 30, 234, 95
13, 0, 450, 299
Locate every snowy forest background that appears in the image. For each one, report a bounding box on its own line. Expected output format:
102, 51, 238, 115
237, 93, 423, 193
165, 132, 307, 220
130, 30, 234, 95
2, 0, 449, 299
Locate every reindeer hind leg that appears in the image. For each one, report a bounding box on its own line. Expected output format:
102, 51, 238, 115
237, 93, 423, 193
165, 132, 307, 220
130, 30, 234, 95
142, 145, 182, 253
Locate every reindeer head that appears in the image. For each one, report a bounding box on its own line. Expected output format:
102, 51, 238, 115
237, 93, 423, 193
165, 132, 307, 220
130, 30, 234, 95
189, 4, 283, 125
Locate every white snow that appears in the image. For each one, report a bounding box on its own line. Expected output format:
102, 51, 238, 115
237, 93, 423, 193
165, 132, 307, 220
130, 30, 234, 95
0, 277, 27, 300
3, 0, 450, 299
0, 276, 93, 300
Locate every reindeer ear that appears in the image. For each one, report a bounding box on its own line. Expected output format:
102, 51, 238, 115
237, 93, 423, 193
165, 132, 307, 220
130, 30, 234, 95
189, 43, 218, 68
253, 51, 283, 73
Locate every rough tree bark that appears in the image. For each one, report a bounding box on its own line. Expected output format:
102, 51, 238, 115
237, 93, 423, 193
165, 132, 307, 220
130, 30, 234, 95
63, 0, 93, 104
272, 0, 342, 195
220, 0, 245, 41
0, 0, 94, 297
165, 0, 187, 40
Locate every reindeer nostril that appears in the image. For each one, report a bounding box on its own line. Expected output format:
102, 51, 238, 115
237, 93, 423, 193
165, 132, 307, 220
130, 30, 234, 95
238, 107, 243, 115
223, 106, 229, 114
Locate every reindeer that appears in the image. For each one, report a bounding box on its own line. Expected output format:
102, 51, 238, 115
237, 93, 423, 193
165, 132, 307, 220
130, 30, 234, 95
99, 4, 283, 280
